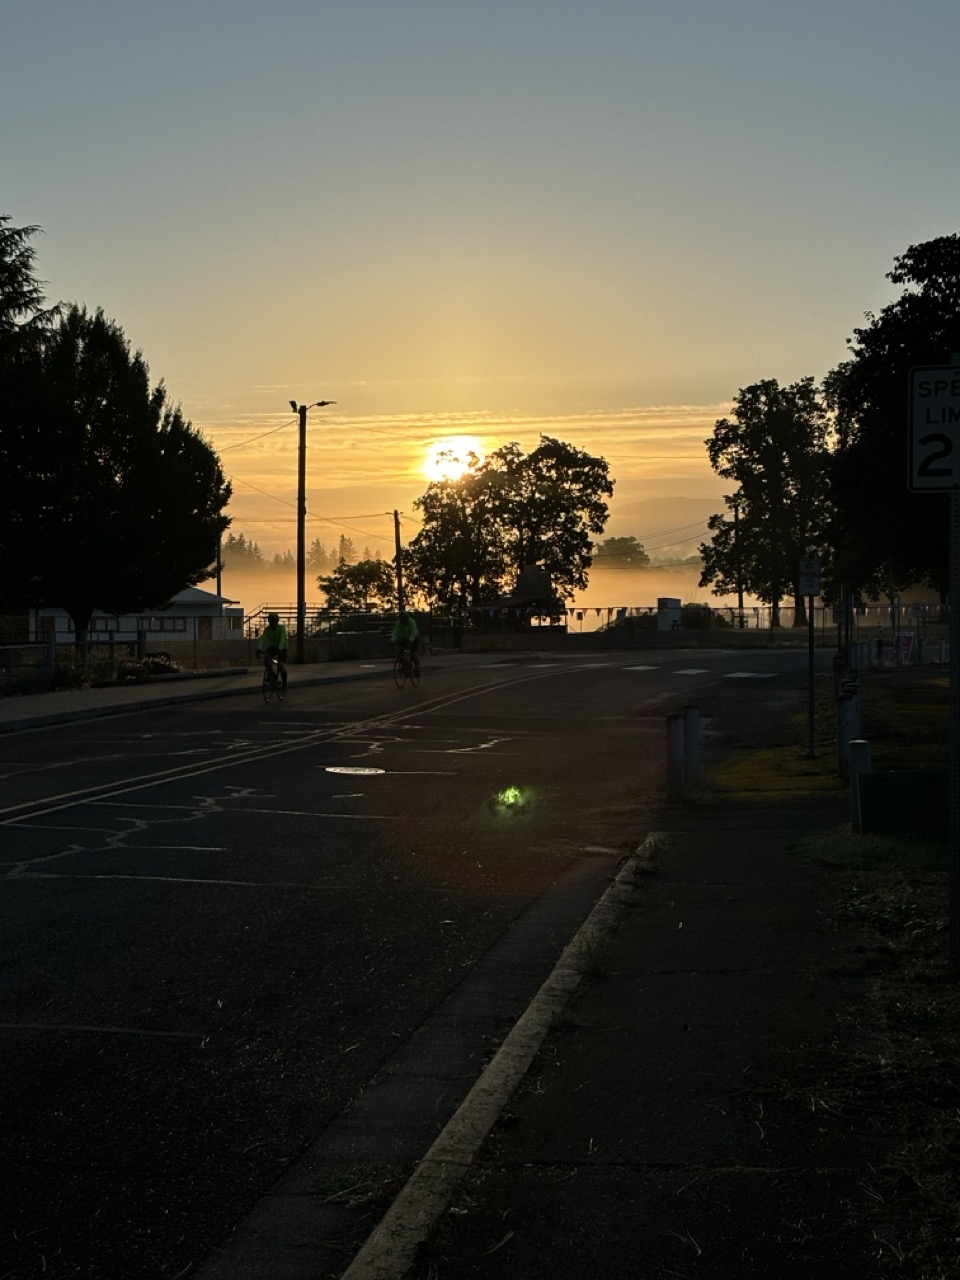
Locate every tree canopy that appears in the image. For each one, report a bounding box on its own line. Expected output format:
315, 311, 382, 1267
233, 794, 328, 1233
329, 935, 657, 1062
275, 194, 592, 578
699, 378, 832, 623
826, 234, 960, 597
592, 535, 650, 568
406, 435, 613, 612
319, 557, 396, 613
0, 214, 58, 354
0, 297, 231, 637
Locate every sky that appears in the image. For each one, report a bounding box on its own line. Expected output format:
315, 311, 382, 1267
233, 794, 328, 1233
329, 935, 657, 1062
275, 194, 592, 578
4, 0, 960, 576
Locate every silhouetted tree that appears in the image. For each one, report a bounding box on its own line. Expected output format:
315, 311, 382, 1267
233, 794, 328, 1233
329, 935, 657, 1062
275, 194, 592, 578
0, 214, 58, 355
222, 532, 265, 567
826, 234, 960, 598
699, 378, 832, 625
0, 304, 231, 639
0, 215, 60, 617
407, 436, 612, 611
592, 535, 650, 567
319, 558, 396, 612
406, 468, 506, 611
337, 534, 357, 565
270, 549, 295, 573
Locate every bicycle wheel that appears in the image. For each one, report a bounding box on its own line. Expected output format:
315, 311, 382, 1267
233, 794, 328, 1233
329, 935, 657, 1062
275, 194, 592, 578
393, 656, 406, 688
276, 675, 286, 703
409, 661, 420, 688
262, 669, 274, 703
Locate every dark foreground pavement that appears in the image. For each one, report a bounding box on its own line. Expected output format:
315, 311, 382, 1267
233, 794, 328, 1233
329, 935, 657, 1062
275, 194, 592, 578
2, 655, 902, 1278
384, 698, 890, 1278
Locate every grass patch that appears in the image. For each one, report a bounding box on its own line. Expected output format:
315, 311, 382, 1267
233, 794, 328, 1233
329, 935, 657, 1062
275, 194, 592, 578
791, 826, 947, 872
781, 667, 956, 1277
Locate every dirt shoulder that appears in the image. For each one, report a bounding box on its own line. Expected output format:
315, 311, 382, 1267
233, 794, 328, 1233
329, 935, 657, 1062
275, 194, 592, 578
710, 664, 955, 1279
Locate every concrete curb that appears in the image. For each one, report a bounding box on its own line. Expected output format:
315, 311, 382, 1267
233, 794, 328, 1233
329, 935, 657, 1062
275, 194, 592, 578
338, 834, 668, 1280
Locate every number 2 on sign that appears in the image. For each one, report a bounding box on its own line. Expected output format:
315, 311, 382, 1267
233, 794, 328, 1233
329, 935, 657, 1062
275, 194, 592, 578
918, 432, 954, 478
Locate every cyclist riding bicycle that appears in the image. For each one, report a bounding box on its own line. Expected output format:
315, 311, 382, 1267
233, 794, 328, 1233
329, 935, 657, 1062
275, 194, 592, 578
390, 609, 420, 676
258, 612, 289, 692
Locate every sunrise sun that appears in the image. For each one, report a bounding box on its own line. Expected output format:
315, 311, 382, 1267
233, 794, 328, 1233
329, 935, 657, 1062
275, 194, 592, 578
422, 435, 485, 482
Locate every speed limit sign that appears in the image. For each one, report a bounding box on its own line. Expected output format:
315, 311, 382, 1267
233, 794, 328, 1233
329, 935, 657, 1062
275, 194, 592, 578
909, 366, 960, 490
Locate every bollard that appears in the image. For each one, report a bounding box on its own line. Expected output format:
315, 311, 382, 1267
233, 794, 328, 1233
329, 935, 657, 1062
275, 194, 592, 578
837, 696, 854, 778
666, 713, 685, 802
683, 704, 700, 789
848, 739, 871, 831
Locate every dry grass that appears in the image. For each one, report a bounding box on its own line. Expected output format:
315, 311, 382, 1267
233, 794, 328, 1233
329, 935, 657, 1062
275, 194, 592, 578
786, 667, 957, 1278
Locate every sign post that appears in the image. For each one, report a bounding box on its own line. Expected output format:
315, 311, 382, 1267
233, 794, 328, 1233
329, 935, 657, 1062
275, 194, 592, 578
909, 364, 960, 967
799, 557, 821, 758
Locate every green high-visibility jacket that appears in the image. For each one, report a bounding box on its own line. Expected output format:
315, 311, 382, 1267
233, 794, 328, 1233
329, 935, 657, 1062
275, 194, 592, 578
258, 624, 288, 652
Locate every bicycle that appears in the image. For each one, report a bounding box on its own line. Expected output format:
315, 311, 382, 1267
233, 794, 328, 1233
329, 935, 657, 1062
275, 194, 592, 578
393, 644, 420, 689
261, 652, 286, 704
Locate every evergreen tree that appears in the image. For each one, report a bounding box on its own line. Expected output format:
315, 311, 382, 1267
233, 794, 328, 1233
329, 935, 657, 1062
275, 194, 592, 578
0, 304, 231, 638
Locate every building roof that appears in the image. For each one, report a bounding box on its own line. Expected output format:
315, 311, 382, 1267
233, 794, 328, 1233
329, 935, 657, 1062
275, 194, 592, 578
169, 586, 234, 606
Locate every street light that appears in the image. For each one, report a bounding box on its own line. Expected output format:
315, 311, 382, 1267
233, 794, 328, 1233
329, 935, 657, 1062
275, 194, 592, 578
290, 398, 336, 664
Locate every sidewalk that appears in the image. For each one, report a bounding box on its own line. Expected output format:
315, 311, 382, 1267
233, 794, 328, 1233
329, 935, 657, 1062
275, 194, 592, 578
374, 694, 899, 1278
0, 657, 418, 733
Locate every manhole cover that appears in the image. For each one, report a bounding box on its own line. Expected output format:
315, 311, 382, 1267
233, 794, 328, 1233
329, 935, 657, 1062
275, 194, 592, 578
324, 766, 386, 775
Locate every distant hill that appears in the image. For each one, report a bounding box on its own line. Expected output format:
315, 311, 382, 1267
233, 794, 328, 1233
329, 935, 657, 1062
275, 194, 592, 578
602, 496, 724, 560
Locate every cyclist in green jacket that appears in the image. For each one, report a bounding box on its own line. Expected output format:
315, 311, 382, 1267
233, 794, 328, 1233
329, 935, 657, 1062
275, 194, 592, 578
258, 612, 289, 691
390, 610, 420, 675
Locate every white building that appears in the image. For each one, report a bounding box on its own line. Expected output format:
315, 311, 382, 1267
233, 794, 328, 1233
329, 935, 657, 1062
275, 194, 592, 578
30, 586, 244, 643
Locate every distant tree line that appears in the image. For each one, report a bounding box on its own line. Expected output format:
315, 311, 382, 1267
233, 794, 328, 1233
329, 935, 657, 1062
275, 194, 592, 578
698, 233, 958, 622
0, 215, 230, 640
223, 532, 375, 576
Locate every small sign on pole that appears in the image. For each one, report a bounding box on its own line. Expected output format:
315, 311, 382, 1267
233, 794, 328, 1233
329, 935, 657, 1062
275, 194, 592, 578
908, 364, 960, 968
798, 556, 821, 597
799, 557, 821, 758
909, 365, 960, 491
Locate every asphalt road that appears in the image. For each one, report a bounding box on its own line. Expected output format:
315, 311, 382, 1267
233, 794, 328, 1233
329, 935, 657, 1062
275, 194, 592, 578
1, 649, 819, 1279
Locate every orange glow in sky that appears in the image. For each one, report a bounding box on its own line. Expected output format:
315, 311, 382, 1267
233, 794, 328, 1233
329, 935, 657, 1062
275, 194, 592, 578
4, 1, 955, 581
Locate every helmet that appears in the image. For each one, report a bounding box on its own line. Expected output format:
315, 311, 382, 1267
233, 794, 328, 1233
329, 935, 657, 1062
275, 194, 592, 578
398, 610, 409, 621
267, 612, 280, 624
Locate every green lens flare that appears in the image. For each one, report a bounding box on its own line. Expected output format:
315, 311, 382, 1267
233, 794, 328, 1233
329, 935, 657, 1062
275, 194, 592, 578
498, 786, 525, 807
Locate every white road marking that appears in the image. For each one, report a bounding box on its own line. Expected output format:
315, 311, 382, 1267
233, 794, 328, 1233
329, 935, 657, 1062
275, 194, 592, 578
0, 1021, 205, 1040
212, 807, 399, 818
0, 666, 580, 825
623, 665, 660, 671
726, 671, 777, 679
674, 668, 710, 675
12, 871, 472, 893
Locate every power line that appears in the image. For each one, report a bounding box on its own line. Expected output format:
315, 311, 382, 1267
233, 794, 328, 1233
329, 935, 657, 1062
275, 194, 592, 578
217, 416, 298, 452
231, 476, 298, 509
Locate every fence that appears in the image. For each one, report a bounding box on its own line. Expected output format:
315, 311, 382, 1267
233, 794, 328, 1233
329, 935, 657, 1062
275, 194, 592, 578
0, 634, 256, 696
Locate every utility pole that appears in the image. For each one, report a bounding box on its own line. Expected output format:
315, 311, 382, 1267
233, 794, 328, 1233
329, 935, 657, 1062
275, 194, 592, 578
732, 495, 745, 627
393, 509, 405, 611
290, 398, 336, 664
